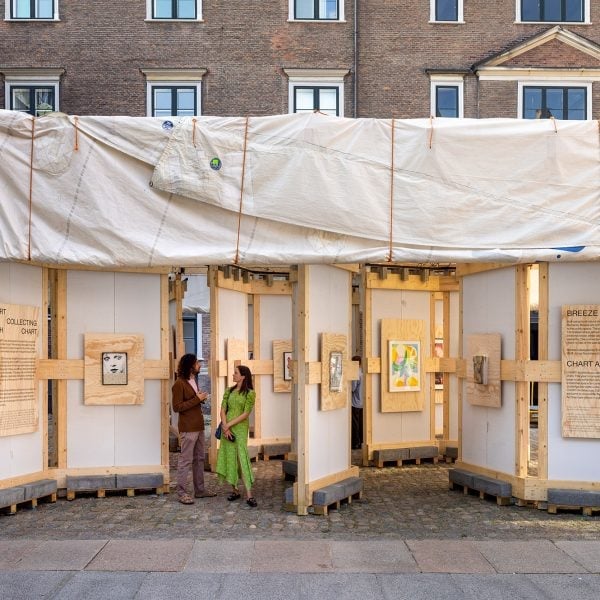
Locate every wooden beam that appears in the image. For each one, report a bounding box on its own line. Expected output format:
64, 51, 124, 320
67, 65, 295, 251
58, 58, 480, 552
537, 262, 549, 480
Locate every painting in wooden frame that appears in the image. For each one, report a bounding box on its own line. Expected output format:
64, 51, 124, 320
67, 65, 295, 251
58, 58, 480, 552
389, 340, 421, 393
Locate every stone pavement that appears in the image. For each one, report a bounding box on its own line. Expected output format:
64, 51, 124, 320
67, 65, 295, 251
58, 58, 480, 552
1, 458, 599, 598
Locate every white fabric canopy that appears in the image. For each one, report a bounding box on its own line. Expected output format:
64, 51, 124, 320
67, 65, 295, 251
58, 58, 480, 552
0, 110, 598, 267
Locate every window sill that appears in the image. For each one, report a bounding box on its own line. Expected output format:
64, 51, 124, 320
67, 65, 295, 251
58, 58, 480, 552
4, 18, 60, 22
515, 20, 591, 25
428, 20, 466, 24
144, 18, 204, 23
287, 19, 346, 24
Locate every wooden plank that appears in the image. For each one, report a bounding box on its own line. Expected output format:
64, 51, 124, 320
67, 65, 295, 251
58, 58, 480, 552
56, 269, 67, 470
442, 291, 451, 441
296, 265, 309, 515
515, 265, 530, 478
252, 295, 262, 440
37, 358, 171, 380
41, 268, 49, 474
537, 262, 549, 480
455, 263, 515, 277
363, 268, 372, 466
465, 333, 501, 407
366, 272, 459, 292
160, 274, 170, 483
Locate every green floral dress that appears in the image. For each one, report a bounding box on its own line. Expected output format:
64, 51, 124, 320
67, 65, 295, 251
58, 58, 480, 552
216, 387, 256, 490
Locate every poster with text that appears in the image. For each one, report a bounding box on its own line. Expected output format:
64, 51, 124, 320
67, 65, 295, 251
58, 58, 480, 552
0, 303, 40, 437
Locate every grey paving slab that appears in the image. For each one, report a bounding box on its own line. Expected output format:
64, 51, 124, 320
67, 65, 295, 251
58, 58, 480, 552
451, 574, 551, 599
297, 573, 384, 599
251, 540, 332, 572
0, 571, 74, 600
12, 539, 107, 570
0, 539, 42, 569
85, 538, 194, 572
331, 540, 418, 573
555, 540, 600, 573
475, 540, 587, 574
220, 573, 303, 599
378, 573, 469, 600
405, 539, 495, 573
135, 572, 224, 599
51, 570, 147, 600
526, 574, 600, 600
185, 539, 254, 572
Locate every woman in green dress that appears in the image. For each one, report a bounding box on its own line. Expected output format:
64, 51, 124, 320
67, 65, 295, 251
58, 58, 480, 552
216, 365, 258, 507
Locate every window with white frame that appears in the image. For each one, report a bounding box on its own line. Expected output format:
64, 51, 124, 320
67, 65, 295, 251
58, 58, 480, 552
7, 0, 56, 19
2, 69, 62, 115
430, 76, 464, 118
430, 0, 463, 22
146, 0, 202, 20
518, 0, 586, 23
521, 84, 588, 119
289, 0, 343, 21
284, 69, 348, 116
141, 69, 206, 117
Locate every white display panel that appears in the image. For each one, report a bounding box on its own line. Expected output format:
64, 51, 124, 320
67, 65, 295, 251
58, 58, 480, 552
547, 263, 600, 481
258, 295, 292, 439
461, 268, 515, 474
0, 263, 44, 480
66, 271, 162, 469
449, 291, 460, 439
307, 265, 351, 481
370, 289, 431, 443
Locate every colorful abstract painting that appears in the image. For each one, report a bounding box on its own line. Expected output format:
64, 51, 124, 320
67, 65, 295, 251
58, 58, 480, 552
389, 340, 421, 392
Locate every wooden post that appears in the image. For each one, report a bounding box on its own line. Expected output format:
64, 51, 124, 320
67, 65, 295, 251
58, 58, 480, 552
361, 266, 371, 466
515, 265, 530, 478
160, 274, 170, 481
537, 262, 549, 480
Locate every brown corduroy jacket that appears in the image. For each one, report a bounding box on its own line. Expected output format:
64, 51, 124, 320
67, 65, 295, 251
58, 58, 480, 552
172, 378, 205, 432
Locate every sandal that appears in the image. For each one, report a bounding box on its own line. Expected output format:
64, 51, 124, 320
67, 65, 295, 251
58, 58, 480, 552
178, 494, 195, 505
246, 497, 258, 508
227, 491, 241, 501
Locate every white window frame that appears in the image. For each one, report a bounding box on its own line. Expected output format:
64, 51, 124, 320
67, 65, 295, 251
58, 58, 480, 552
517, 80, 592, 120
429, 0, 464, 23
141, 69, 206, 117
145, 0, 203, 21
515, 0, 590, 24
288, 0, 345, 22
284, 69, 348, 116
2, 69, 62, 114
5, 0, 59, 20
430, 75, 464, 118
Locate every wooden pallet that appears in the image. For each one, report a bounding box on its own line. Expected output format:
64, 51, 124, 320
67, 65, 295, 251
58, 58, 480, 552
66, 485, 167, 501
312, 491, 363, 516
547, 504, 600, 516
449, 481, 512, 506
377, 456, 439, 468
1, 492, 57, 515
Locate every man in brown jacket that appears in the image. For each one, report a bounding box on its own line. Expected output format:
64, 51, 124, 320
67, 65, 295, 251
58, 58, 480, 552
172, 353, 216, 504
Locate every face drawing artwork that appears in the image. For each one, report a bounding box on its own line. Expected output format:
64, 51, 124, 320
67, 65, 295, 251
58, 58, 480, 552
102, 352, 128, 385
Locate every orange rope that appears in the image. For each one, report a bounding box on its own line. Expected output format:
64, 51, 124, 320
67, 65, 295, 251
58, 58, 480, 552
234, 117, 250, 265
28, 117, 36, 261
192, 118, 197, 146
428, 115, 434, 149
387, 118, 395, 263
73, 116, 79, 151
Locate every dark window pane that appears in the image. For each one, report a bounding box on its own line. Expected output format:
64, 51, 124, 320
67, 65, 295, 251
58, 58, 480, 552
521, 0, 540, 21
15, 0, 31, 18
545, 88, 564, 119
567, 88, 585, 120
566, 0, 583, 21
295, 88, 315, 112
12, 89, 32, 112
296, 0, 314, 18
35, 89, 54, 116
38, 0, 53, 18
178, 0, 196, 18
177, 89, 195, 116
323, 0, 338, 19
523, 88, 542, 119
543, 0, 562, 21
318, 88, 338, 115
436, 86, 458, 118
436, 0, 458, 21
155, 0, 172, 18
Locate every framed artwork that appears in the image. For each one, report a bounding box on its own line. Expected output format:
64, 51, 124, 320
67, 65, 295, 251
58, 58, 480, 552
389, 340, 421, 392
434, 338, 444, 390
283, 351, 292, 381
102, 352, 128, 385
329, 351, 343, 392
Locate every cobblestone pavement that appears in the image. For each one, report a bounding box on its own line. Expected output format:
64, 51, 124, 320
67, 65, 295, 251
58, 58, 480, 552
1, 455, 599, 541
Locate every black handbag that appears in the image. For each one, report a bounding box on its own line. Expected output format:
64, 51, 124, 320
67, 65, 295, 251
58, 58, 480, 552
215, 422, 235, 441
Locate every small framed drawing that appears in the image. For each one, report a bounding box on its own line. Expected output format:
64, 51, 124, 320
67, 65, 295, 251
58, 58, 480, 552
434, 338, 444, 390
283, 351, 292, 381
102, 352, 128, 385
389, 340, 421, 392
329, 351, 343, 392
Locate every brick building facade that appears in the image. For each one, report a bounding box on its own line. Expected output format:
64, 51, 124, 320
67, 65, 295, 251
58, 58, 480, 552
1, 1, 599, 120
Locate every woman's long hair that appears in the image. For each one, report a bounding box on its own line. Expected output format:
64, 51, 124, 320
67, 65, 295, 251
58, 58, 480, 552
177, 353, 197, 380
230, 364, 254, 394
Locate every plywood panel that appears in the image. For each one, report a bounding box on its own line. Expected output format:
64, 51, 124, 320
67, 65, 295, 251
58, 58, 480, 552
466, 333, 501, 408
381, 318, 425, 412
273, 339, 292, 393
84, 333, 145, 405
320, 332, 347, 411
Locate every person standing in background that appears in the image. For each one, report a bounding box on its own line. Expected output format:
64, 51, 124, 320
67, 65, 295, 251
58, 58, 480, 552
351, 355, 363, 450
172, 353, 216, 504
